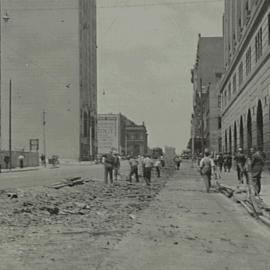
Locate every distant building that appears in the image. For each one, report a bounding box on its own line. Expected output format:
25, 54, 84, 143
97, 113, 148, 156
220, 1, 270, 161
97, 114, 127, 155
0, 0, 97, 161
126, 123, 148, 156
190, 35, 224, 155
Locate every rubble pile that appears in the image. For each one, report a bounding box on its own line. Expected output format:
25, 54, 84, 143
0, 170, 172, 238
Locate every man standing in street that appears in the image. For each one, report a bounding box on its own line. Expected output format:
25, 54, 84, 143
154, 158, 161, 178
103, 150, 115, 185
250, 147, 264, 196
199, 149, 215, 193
174, 155, 181, 170
143, 155, 154, 185
129, 156, 139, 183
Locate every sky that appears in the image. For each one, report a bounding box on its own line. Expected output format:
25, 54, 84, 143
97, 0, 224, 153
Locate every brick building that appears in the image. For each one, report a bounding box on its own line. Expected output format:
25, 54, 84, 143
97, 113, 148, 156
190, 35, 224, 155
0, 0, 97, 161
220, 1, 270, 162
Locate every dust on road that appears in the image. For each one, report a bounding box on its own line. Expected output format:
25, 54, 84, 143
0, 167, 172, 270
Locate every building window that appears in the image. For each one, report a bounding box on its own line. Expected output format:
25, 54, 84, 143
233, 74, 237, 94
255, 27, 263, 62
218, 95, 221, 108
228, 83, 231, 101
224, 90, 227, 106
246, 47, 251, 75
218, 117, 222, 129
238, 62, 243, 86
83, 111, 88, 137
268, 13, 270, 45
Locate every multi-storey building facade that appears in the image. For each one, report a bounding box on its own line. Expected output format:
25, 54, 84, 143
0, 0, 97, 161
97, 113, 148, 156
220, 1, 270, 162
190, 35, 224, 155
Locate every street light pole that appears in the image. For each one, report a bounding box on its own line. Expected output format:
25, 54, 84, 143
42, 110, 46, 167
9, 79, 12, 170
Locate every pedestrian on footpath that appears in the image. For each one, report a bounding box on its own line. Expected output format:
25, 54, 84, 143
4, 156, 10, 169
143, 155, 154, 185
154, 158, 161, 178
103, 150, 115, 185
224, 153, 232, 173
234, 148, 248, 185
250, 147, 264, 196
113, 152, 121, 181
40, 154, 46, 167
199, 149, 215, 193
18, 154, 25, 169
217, 153, 224, 176
129, 156, 139, 183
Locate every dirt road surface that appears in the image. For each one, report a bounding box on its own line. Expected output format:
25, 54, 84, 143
100, 162, 270, 270
0, 162, 270, 269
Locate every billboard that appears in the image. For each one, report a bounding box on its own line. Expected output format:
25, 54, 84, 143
97, 115, 119, 154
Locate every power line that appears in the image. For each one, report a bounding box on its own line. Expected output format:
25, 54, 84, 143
98, 0, 223, 9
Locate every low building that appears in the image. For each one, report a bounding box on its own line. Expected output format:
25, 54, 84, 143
97, 113, 148, 156
126, 123, 148, 156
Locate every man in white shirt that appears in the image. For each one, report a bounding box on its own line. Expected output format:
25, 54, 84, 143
199, 149, 215, 193
143, 155, 154, 185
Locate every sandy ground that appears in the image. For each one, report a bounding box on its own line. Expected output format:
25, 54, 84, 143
100, 163, 270, 270
0, 164, 172, 270
0, 162, 270, 270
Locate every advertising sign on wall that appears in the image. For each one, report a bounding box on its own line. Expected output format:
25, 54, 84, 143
97, 115, 119, 154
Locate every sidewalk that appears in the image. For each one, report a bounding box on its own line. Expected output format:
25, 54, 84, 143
0, 166, 41, 173
218, 167, 270, 207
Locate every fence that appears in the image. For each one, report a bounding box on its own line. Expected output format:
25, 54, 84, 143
0, 151, 39, 169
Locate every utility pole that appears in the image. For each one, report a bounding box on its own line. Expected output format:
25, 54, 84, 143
0, 0, 2, 154
42, 110, 46, 167
9, 79, 12, 170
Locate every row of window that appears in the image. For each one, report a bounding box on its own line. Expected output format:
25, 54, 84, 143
222, 11, 269, 110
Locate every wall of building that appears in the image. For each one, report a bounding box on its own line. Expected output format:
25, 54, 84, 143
0, 0, 97, 160
191, 36, 223, 155
221, 1, 270, 161
79, 0, 97, 160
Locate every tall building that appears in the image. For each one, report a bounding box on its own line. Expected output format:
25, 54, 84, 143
97, 113, 148, 156
190, 35, 224, 155
220, 1, 270, 160
0, 0, 97, 161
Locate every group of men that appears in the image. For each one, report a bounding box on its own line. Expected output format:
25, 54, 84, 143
199, 147, 265, 195
128, 155, 163, 185
102, 150, 165, 186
